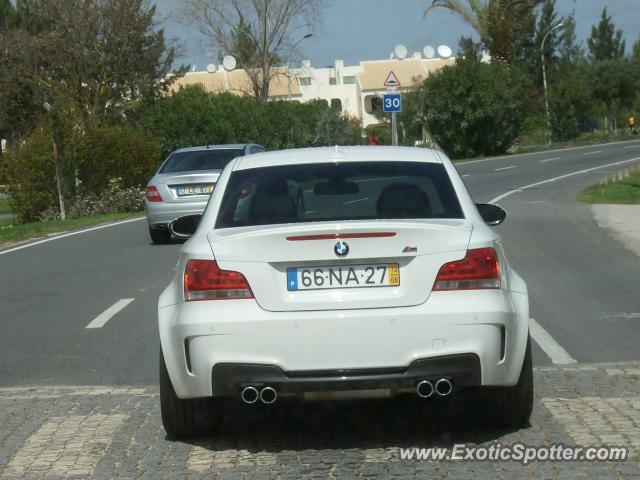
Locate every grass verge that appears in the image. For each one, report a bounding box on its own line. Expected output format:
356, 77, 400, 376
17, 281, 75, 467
0, 212, 142, 245
576, 171, 640, 204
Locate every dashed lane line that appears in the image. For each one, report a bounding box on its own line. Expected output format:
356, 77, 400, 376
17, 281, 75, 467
583, 150, 603, 156
488, 156, 640, 204
539, 157, 561, 163
494, 165, 516, 172
86, 299, 135, 329
529, 318, 577, 365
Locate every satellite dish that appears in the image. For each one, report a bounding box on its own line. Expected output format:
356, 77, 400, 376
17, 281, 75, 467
423, 45, 435, 59
389, 52, 395, 59
394, 44, 408, 60
191, 65, 197, 72
206, 64, 216, 74
437, 45, 452, 58
222, 55, 237, 71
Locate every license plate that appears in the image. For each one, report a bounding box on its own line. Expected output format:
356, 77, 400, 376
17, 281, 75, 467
177, 185, 213, 196
287, 263, 400, 291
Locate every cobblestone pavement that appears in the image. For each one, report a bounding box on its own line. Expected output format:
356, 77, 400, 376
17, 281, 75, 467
1, 362, 639, 479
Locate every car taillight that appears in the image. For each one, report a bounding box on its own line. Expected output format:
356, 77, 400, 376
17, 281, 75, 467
184, 260, 254, 301
145, 186, 163, 202
433, 248, 500, 291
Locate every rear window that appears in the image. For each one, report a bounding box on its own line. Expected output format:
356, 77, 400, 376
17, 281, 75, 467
215, 161, 464, 229
159, 149, 244, 173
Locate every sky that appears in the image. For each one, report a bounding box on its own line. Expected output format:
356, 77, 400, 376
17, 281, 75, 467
155, 0, 640, 70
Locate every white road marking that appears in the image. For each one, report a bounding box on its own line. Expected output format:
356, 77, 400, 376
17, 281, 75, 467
494, 165, 516, 172
0, 217, 145, 256
462, 174, 471, 178
488, 156, 640, 204
583, 150, 603, 155
529, 318, 577, 365
624, 145, 638, 149
86, 299, 135, 329
539, 157, 561, 163
343, 197, 370, 205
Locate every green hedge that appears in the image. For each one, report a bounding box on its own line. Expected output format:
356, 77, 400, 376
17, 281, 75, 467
1, 130, 60, 222
72, 126, 161, 192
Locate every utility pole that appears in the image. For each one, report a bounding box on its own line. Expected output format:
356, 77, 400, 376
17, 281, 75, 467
541, 22, 563, 146
287, 34, 312, 101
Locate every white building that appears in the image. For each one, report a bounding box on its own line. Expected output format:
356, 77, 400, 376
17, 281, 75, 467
171, 54, 455, 128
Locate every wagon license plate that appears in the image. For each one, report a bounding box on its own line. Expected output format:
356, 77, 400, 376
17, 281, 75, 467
177, 184, 213, 196
287, 264, 400, 291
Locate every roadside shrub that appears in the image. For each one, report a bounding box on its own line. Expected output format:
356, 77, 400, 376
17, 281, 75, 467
72, 126, 161, 192
71, 178, 144, 217
137, 86, 362, 154
1, 130, 59, 222
418, 59, 531, 159
137, 86, 260, 158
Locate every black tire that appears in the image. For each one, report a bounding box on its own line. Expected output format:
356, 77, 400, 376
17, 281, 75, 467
159, 350, 224, 438
149, 227, 170, 245
484, 334, 533, 428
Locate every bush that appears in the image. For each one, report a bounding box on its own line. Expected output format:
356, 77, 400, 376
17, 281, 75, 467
137, 86, 363, 154
72, 126, 161, 192
137, 86, 260, 158
1, 130, 60, 222
71, 178, 144, 217
417, 59, 531, 158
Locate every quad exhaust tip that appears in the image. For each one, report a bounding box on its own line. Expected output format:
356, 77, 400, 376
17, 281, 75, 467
435, 378, 453, 396
241, 385, 278, 404
260, 386, 277, 404
416, 380, 434, 398
417, 379, 453, 398
241, 386, 259, 404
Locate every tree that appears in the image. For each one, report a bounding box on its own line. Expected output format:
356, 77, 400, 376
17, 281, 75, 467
179, 0, 324, 104
587, 7, 625, 61
2, 0, 178, 219
413, 58, 531, 158
586, 59, 638, 133
424, 0, 544, 63
632, 38, 640, 60
0, 0, 16, 31
558, 11, 582, 62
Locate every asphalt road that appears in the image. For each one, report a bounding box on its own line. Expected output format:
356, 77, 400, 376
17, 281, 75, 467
1, 139, 639, 386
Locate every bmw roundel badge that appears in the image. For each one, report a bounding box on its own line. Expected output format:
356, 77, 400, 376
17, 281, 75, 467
334, 241, 349, 257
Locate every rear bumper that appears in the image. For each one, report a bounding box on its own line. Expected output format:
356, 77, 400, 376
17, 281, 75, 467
211, 354, 480, 399
145, 199, 208, 228
159, 286, 530, 399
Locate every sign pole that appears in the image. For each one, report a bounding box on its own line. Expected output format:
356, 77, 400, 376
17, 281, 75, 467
392, 112, 398, 146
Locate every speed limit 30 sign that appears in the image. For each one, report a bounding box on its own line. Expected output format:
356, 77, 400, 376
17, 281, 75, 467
383, 93, 402, 113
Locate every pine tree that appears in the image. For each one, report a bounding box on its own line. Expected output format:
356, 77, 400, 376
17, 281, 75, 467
558, 12, 583, 62
587, 7, 625, 61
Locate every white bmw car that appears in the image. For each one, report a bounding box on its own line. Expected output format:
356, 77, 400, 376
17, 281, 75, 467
158, 146, 532, 438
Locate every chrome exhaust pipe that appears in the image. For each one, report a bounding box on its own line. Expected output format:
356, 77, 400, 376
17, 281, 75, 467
416, 380, 434, 398
260, 386, 277, 404
435, 378, 453, 397
241, 386, 259, 404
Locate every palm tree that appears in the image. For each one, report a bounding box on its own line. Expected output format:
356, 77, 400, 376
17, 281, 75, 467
424, 0, 544, 62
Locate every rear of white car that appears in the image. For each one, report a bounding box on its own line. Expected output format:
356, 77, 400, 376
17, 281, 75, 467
158, 146, 532, 438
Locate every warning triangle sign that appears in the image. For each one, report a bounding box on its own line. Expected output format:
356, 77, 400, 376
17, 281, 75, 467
384, 71, 401, 87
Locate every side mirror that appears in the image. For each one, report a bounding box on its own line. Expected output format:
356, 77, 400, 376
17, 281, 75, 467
169, 214, 201, 238
476, 204, 506, 226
